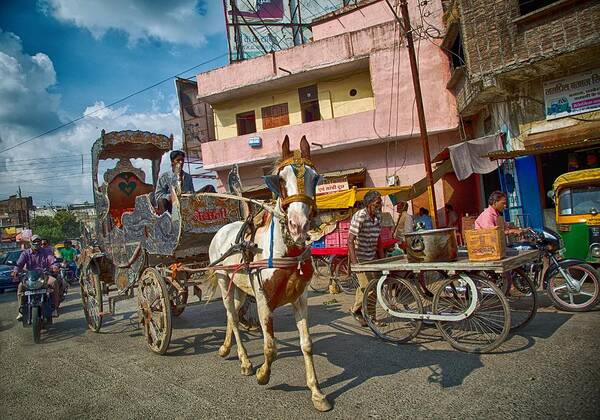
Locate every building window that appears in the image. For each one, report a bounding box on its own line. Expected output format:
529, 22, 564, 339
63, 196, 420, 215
236, 111, 256, 136
449, 31, 465, 70
518, 0, 560, 15
261, 103, 290, 130
298, 85, 321, 123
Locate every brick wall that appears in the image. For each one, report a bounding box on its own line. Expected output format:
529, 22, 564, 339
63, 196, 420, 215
458, 0, 600, 78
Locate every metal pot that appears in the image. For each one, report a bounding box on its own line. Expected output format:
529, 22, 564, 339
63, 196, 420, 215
405, 228, 458, 263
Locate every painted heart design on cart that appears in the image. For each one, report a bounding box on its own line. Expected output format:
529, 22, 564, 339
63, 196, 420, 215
118, 181, 137, 196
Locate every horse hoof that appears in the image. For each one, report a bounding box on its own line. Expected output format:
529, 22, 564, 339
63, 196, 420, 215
312, 396, 332, 412
218, 345, 231, 358
256, 366, 271, 385
241, 364, 254, 376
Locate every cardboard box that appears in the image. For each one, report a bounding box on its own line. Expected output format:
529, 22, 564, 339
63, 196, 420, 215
464, 227, 506, 261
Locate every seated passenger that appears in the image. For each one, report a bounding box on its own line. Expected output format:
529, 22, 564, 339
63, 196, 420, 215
155, 150, 194, 213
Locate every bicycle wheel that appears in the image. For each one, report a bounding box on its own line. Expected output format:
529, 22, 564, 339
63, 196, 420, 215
310, 256, 331, 293
433, 275, 510, 353
546, 263, 600, 312
484, 269, 537, 332
363, 275, 423, 343
334, 257, 359, 294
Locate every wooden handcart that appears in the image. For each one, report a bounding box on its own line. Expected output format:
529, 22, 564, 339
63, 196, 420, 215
351, 249, 540, 353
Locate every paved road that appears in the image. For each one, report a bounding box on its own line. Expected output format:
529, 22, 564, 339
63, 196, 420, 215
1, 285, 599, 419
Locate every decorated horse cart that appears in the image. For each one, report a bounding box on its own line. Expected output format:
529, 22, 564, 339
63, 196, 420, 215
79, 130, 241, 354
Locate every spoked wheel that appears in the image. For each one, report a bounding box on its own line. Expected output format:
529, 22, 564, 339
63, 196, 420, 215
238, 295, 260, 331
433, 275, 510, 353
310, 256, 332, 293
546, 263, 600, 312
168, 284, 189, 317
484, 269, 537, 332
334, 257, 359, 294
80, 262, 103, 332
138, 268, 172, 355
363, 275, 423, 343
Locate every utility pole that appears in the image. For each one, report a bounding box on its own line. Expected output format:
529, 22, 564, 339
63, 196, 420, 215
387, 0, 438, 227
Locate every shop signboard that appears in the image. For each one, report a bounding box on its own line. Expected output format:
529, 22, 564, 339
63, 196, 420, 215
544, 68, 600, 120
316, 181, 349, 195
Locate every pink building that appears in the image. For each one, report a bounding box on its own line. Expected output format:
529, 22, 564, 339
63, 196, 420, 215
197, 0, 469, 215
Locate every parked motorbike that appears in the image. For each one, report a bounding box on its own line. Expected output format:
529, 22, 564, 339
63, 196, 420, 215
18, 269, 54, 343
512, 227, 600, 312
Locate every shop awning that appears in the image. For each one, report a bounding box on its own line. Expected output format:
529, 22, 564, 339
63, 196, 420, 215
486, 137, 600, 160
316, 160, 453, 209
485, 117, 600, 160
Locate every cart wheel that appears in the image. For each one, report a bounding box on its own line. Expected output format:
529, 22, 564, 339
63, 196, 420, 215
334, 257, 359, 294
168, 284, 189, 317
363, 275, 423, 343
432, 275, 510, 353
138, 268, 172, 355
80, 262, 103, 333
238, 295, 260, 331
309, 256, 331, 293
486, 269, 537, 332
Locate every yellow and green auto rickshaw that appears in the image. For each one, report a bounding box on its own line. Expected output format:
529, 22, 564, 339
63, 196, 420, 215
553, 168, 600, 265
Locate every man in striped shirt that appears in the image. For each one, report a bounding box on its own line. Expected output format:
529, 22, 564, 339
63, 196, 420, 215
348, 190, 384, 326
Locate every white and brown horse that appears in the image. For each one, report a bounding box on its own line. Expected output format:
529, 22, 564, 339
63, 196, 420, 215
208, 135, 331, 412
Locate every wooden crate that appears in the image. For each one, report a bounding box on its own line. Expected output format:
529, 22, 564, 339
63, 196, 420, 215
464, 227, 506, 261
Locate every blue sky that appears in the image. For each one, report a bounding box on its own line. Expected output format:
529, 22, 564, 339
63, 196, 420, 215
0, 0, 228, 205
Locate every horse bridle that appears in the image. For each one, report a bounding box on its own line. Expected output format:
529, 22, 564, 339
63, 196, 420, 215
275, 150, 317, 214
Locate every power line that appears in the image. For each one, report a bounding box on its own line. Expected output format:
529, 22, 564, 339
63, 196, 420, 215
0, 53, 228, 155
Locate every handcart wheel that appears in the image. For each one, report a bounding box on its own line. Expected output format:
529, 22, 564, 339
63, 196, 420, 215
432, 275, 510, 353
483, 269, 537, 332
169, 284, 188, 317
238, 295, 261, 331
138, 268, 172, 355
309, 256, 331, 293
80, 261, 103, 333
362, 274, 423, 343
334, 257, 359, 294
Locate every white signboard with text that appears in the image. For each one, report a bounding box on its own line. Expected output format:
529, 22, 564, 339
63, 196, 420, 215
544, 69, 600, 120
316, 181, 349, 195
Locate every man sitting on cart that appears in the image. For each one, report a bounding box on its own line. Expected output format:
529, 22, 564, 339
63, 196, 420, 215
475, 191, 522, 236
155, 150, 194, 214
348, 190, 384, 327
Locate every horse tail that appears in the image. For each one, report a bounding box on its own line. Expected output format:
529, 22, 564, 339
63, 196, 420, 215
203, 269, 219, 304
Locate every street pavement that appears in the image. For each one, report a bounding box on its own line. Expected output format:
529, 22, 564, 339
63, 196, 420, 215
0, 284, 599, 419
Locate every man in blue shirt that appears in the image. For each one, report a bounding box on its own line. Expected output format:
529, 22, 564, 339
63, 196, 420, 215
415, 207, 434, 230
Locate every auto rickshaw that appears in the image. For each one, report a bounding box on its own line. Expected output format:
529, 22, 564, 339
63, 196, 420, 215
552, 168, 600, 265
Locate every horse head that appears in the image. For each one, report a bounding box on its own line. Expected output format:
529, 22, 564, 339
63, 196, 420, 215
264, 135, 321, 242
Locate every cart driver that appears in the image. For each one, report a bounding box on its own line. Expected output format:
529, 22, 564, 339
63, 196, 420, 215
12, 235, 60, 320
348, 190, 384, 327
155, 150, 195, 214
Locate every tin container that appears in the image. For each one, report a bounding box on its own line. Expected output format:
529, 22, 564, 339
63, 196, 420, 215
405, 228, 458, 263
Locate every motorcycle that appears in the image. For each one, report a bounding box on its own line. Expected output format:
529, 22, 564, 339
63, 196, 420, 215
55, 258, 78, 301
512, 227, 600, 312
18, 269, 55, 344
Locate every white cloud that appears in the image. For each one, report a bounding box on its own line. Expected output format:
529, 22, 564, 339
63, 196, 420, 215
0, 30, 193, 206
39, 0, 224, 47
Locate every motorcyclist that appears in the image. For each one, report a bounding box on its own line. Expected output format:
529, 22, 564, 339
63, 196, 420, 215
58, 240, 78, 279
12, 235, 60, 320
